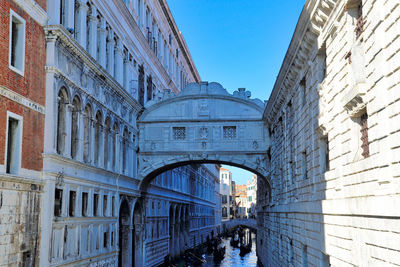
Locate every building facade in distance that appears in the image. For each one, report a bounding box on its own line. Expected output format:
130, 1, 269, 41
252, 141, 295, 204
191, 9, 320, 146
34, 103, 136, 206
219, 167, 232, 221
235, 184, 248, 218
246, 174, 257, 218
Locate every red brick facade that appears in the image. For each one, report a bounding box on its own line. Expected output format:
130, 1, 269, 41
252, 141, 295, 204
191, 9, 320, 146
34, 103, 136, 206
0, 0, 46, 171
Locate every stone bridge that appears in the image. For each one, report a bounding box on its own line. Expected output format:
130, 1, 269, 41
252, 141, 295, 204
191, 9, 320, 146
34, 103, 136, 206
222, 218, 258, 232
137, 82, 271, 191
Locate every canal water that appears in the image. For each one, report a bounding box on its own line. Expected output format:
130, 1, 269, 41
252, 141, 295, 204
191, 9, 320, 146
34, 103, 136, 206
202, 231, 259, 267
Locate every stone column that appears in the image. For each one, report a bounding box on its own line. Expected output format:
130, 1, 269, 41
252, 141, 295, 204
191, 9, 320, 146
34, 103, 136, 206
128, 137, 133, 177
65, 104, 73, 158
115, 133, 121, 173
99, 125, 104, 168
114, 39, 124, 84
77, 111, 85, 161
65, 0, 75, 31
44, 35, 58, 154
48, 0, 61, 25
106, 29, 115, 76
90, 118, 95, 165
108, 129, 113, 170
75, 0, 88, 50
123, 52, 131, 91
87, 6, 98, 59
97, 17, 107, 68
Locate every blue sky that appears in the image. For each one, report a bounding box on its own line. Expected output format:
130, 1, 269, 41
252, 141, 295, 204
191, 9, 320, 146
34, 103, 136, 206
169, 0, 305, 184
168, 0, 305, 101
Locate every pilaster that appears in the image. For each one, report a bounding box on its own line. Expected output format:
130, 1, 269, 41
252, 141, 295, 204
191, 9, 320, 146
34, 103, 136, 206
75, 0, 89, 50
87, 6, 98, 59
98, 17, 107, 68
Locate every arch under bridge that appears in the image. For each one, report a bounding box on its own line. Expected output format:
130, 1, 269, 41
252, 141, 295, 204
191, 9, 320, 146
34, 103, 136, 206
222, 218, 258, 232
137, 82, 271, 192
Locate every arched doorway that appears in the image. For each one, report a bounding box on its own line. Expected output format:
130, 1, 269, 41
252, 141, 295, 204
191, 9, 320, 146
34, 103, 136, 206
118, 199, 130, 267
132, 201, 143, 267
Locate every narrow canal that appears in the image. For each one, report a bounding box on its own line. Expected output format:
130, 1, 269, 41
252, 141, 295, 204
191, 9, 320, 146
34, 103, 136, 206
202, 231, 258, 267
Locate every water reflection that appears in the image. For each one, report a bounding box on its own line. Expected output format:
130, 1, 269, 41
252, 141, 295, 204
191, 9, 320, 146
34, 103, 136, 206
202, 232, 258, 267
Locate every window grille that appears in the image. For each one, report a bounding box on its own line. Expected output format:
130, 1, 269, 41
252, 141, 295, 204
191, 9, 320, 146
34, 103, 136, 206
173, 127, 186, 140
360, 112, 369, 157
54, 188, 63, 217
355, 2, 365, 39
223, 126, 236, 139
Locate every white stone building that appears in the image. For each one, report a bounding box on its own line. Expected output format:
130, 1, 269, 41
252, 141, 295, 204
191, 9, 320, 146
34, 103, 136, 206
219, 167, 232, 221
257, 0, 400, 266
246, 174, 257, 218
41, 0, 219, 266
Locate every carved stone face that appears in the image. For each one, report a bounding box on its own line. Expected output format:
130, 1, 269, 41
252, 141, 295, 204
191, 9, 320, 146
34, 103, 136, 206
199, 127, 208, 139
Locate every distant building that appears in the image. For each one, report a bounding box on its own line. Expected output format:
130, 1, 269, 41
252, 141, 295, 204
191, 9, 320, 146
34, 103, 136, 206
230, 180, 236, 218
219, 167, 232, 220
247, 175, 257, 218
235, 184, 248, 218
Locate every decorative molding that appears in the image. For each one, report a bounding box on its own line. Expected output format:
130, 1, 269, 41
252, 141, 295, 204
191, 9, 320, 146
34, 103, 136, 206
0, 85, 45, 114
13, 0, 48, 26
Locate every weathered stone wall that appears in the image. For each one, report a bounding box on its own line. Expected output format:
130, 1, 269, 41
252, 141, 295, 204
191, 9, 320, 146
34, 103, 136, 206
0, 177, 41, 266
259, 0, 400, 266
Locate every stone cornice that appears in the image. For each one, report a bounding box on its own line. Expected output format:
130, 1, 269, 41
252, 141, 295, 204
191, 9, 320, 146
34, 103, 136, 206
13, 0, 48, 26
158, 0, 201, 83
44, 25, 143, 113
264, 0, 338, 124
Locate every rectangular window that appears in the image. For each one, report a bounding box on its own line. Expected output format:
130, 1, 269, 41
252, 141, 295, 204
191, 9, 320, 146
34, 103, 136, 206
222, 195, 227, 204
360, 112, 369, 158
173, 127, 186, 140
6, 115, 22, 174
69, 190, 76, 217
103, 226, 109, 248
320, 136, 330, 173
223, 126, 236, 139
111, 231, 114, 246
111, 196, 115, 217
300, 77, 306, 106
248, 196, 252, 202
93, 193, 99, 216
9, 10, 25, 75
54, 188, 63, 216
103, 195, 107, 216
301, 151, 307, 179
82, 192, 88, 217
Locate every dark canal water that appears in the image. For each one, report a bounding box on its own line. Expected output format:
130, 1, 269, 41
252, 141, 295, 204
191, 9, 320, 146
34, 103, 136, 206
201, 232, 259, 267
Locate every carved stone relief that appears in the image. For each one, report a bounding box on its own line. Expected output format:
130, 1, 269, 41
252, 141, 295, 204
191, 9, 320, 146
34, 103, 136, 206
199, 127, 208, 139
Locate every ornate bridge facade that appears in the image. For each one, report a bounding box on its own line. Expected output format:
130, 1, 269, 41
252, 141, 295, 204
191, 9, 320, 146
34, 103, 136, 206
222, 218, 258, 232
137, 82, 271, 190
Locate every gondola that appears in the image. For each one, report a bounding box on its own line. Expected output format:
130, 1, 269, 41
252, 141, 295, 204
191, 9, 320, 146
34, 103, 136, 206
213, 245, 226, 262
239, 243, 252, 256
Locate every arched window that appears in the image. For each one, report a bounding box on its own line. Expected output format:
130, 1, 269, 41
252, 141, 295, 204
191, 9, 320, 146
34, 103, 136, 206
122, 127, 129, 174
83, 104, 92, 163
104, 117, 111, 168
94, 111, 102, 165
71, 96, 81, 159
57, 87, 69, 154
112, 122, 119, 170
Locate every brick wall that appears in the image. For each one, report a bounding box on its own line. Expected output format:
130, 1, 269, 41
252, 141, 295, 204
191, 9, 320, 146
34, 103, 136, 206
0, 0, 46, 171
